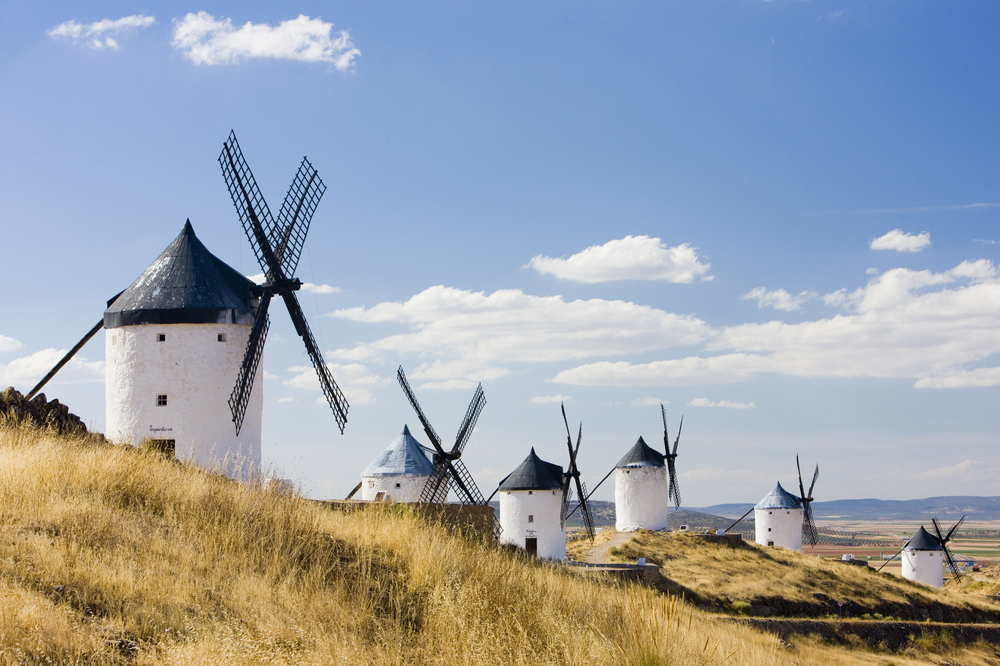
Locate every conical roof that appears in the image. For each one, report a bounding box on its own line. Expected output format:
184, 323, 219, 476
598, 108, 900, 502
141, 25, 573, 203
362, 425, 436, 477
615, 436, 665, 469
498, 448, 564, 491
904, 526, 943, 552
755, 482, 802, 510
105, 220, 260, 328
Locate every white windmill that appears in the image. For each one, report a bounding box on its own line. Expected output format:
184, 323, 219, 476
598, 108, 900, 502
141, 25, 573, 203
25, 132, 349, 479
754, 482, 803, 551
883, 517, 965, 588
614, 436, 670, 532
355, 425, 435, 502
496, 448, 566, 559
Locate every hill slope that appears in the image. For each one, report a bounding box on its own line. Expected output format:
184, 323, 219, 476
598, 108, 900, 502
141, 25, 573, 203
0, 421, 794, 666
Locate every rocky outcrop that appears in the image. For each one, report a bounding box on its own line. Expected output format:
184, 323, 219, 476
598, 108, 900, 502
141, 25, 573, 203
0, 387, 90, 435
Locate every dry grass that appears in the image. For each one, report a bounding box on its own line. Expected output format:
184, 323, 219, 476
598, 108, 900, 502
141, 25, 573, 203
0, 421, 799, 666
573, 529, 1000, 623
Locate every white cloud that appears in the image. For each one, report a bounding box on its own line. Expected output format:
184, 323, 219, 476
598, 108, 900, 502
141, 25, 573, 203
0, 349, 104, 388
530, 395, 570, 404
328, 286, 709, 383
263, 370, 279, 380
741, 287, 817, 311
277, 397, 295, 403
301, 282, 340, 294
172, 12, 359, 69
870, 229, 931, 252
328, 344, 381, 363
630, 396, 665, 406
284, 363, 386, 405
46, 15, 155, 50
526, 235, 711, 284
0, 336, 24, 353
247, 273, 266, 285
866, 268, 880, 275
687, 398, 755, 410
555, 260, 1000, 389
917, 460, 997, 485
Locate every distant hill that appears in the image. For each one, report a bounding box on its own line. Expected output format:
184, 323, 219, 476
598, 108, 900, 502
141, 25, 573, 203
691, 496, 1000, 521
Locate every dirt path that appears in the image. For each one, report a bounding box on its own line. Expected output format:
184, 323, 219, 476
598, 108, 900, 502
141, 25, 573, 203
582, 531, 631, 564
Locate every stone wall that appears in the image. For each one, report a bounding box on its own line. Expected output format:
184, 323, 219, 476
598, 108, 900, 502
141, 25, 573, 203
0, 387, 91, 435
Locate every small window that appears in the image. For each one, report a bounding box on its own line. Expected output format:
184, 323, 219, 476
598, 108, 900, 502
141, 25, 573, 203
767, 541, 774, 547
218, 333, 227, 342
528, 515, 534, 523
767, 527, 772, 532
156, 394, 167, 407
395, 482, 401, 488
158, 334, 165, 342
528, 490, 532, 495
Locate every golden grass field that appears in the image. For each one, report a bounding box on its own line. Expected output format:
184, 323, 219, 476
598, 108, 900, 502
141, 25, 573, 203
2, 419, 1000, 665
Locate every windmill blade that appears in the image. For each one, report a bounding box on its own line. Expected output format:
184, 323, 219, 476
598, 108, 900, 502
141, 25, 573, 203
229, 293, 272, 435
446, 458, 486, 505
667, 458, 682, 509
661, 403, 669, 455
672, 415, 683, 455
802, 502, 819, 547
273, 157, 326, 277
280, 292, 349, 434
397, 366, 445, 453
574, 422, 582, 458
945, 516, 966, 542
931, 517, 946, 542
808, 464, 819, 498
25, 318, 105, 401
560, 477, 573, 529
219, 131, 282, 277
420, 461, 451, 503
452, 383, 485, 456
943, 545, 962, 579
574, 477, 596, 542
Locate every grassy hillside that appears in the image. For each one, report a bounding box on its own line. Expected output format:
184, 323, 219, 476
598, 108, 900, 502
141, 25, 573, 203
0, 421, 798, 666
571, 530, 1000, 623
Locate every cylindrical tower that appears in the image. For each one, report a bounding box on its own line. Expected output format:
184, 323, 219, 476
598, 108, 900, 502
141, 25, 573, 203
498, 448, 566, 560
754, 482, 803, 551
104, 221, 263, 479
901, 526, 944, 588
360, 425, 435, 502
614, 436, 669, 532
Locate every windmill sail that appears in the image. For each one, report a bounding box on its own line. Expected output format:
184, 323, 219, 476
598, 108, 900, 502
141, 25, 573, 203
661, 404, 683, 510
796, 455, 820, 547
219, 131, 348, 434
561, 403, 595, 542
932, 516, 966, 579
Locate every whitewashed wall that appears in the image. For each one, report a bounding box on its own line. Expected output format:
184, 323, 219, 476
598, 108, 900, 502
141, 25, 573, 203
754, 507, 803, 552
902, 550, 944, 588
499, 489, 565, 560
361, 474, 428, 503
615, 467, 670, 532
105, 323, 262, 479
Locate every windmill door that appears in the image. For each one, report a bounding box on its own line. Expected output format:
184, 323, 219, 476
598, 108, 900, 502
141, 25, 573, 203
525, 538, 538, 556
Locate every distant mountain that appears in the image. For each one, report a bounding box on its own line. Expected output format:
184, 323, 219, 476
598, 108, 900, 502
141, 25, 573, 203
690, 496, 1000, 521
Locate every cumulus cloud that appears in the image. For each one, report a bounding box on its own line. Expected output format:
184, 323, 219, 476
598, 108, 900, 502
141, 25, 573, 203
284, 363, 386, 405
630, 396, 665, 406
530, 395, 570, 404
301, 282, 340, 294
0, 336, 24, 353
47, 15, 155, 49
687, 398, 755, 410
741, 287, 817, 312
526, 235, 711, 283
327, 286, 709, 383
172, 12, 359, 69
0, 349, 104, 387
555, 260, 1000, 389
870, 229, 931, 252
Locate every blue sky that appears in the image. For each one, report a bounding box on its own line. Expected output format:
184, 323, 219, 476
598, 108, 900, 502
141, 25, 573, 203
2, 1, 998, 505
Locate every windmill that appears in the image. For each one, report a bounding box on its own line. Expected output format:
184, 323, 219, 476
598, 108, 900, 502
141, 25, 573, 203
560, 403, 595, 542
396, 366, 487, 505
932, 516, 966, 580
796, 455, 819, 547
219, 131, 349, 435
661, 404, 683, 510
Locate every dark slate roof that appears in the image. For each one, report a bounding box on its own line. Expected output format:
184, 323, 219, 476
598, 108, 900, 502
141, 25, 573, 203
755, 482, 802, 510
615, 436, 665, 469
105, 220, 261, 328
498, 448, 564, 491
904, 526, 943, 551
362, 425, 436, 477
